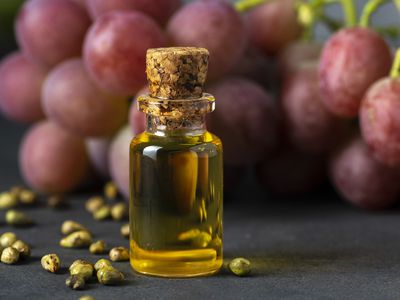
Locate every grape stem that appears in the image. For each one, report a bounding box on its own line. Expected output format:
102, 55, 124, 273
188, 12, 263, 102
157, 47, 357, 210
298, 0, 343, 40
234, 0, 272, 12
323, 0, 342, 3
359, 0, 391, 27
393, 0, 400, 10
297, 1, 315, 41
340, 0, 357, 27
390, 49, 400, 78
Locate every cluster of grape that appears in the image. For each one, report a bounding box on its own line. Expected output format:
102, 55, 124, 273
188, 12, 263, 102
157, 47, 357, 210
271, 2, 400, 210
0, 0, 399, 210
0, 0, 179, 196
242, 0, 400, 210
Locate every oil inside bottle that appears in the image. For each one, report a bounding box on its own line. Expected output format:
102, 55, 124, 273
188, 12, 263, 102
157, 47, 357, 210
130, 131, 223, 277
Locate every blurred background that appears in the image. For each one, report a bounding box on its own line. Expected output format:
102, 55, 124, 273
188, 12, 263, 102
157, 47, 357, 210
1, 0, 400, 211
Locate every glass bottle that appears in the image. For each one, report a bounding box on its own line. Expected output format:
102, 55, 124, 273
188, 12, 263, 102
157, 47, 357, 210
129, 47, 223, 277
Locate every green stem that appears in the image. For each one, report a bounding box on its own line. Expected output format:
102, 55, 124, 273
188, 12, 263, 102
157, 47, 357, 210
297, 1, 314, 41
234, 0, 271, 12
390, 49, 400, 78
324, 0, 342, 3
297, 0, 346, 40
359, 0, 391, 27
234, 0, 337, 13
308, 0, 341, 9
340, 0, 357, 27
393, 0, 400, 10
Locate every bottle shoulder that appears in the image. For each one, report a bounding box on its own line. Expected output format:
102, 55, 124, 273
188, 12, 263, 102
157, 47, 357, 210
206, 131, 222, 147
130, 131, 222, 151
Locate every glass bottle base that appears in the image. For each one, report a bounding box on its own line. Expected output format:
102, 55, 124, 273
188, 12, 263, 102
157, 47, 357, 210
130, 242, 223, 278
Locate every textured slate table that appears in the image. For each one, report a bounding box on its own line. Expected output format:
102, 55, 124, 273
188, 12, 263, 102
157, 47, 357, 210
1, 116, 400, 300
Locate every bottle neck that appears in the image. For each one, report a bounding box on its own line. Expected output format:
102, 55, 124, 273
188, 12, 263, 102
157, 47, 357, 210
145, 114, 207, 137
137, 93, 215, 137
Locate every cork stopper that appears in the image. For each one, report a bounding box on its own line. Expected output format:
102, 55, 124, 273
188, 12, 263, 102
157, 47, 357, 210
146, 47, 209, 99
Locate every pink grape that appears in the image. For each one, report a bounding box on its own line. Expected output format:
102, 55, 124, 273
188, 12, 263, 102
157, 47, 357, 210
83, 11, 166, 96
87, 0, 181, 26
109, 126, 133, 199
360, 77, 400, 166
319, 27, 392, 118
86, 137, 112, 179
42, 59, 128, 137
330, 137, 400, 210
129, 86, 148, 135
167, 0, 246, 81
19, 121, 89, 193
247, 0, 303, 56
207, 77, 278, 166
257, 150, 326, 196
281, 62, 345, 154
0, 52, 46, 123
15, 0, 91, 69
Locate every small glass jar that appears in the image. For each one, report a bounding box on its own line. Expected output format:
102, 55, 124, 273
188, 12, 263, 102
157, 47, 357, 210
129, 48, 223, 278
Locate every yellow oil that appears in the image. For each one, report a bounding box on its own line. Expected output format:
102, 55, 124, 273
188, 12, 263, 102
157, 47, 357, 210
129, 130, 223, 277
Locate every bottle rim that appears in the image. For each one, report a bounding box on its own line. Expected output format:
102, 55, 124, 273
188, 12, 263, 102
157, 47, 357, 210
137, 93, 215, 117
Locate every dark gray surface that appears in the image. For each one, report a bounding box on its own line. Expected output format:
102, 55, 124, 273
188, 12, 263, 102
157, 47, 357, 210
2, 117, 400, 300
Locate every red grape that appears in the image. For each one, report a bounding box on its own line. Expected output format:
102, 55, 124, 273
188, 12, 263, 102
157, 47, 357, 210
281, 62, 345, 154
87, 0, 181, 26
278, 41, 321, 78
167, 0, 246, 81
247, 0, 303, 56
86, 137, 111, 179
0, 52, 46, 123
15, 0, 91, 69
109, 126, 133, 199
319, 27, 392, 118
360, 77, 400, 166
19, 120, 89, 193
129, 86, 148, 135
330, 137, 400, 210
207, 77, 278, 166
83, 11, 166, 96
42, 59, 128, 137
257, 149, 327, 196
